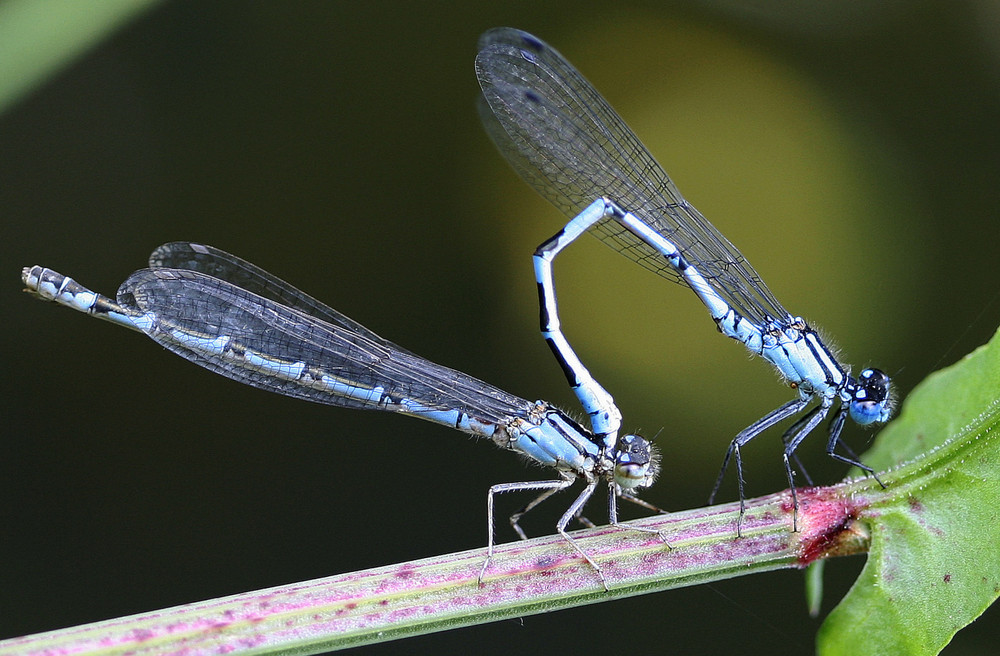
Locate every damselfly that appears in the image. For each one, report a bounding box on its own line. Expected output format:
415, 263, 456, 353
22, 241, 664, 586
475, 28, 892, 531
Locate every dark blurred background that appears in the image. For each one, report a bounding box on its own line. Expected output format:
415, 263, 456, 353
3, 1, 998, 653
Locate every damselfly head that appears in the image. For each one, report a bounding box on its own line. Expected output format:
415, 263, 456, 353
614, 433, 660, 490
849, 368, 892, 425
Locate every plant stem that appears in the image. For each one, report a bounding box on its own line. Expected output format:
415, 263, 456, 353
0, 480, 880, 655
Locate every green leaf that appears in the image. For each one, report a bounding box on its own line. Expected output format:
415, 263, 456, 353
0, 0, 161, 114
806, 560, 825, 618
818, 325, 1000, 655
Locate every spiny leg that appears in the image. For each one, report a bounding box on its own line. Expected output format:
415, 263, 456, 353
781, 408, 821, 487
825, 407, 886, 488
574, 491, 668, 540
710, 398, 809, 535
509, 482, 572, 539
481, 483, 666, 589
479, 476, 575, 584
607, 487, 671, 548
781, 405, 830, 532
554, 479, 608, 590
618, 492, 668, 515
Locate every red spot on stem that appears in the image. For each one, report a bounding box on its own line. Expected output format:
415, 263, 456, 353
795, 487, 871, 566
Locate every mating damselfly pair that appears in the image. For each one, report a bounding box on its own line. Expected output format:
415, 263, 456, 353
22, 28, 891, 587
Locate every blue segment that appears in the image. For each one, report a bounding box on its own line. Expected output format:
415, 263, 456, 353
476, 28, 892, 528
21, 267, 145, 332
169, 330, 232, 357
513, 410, 600, 471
